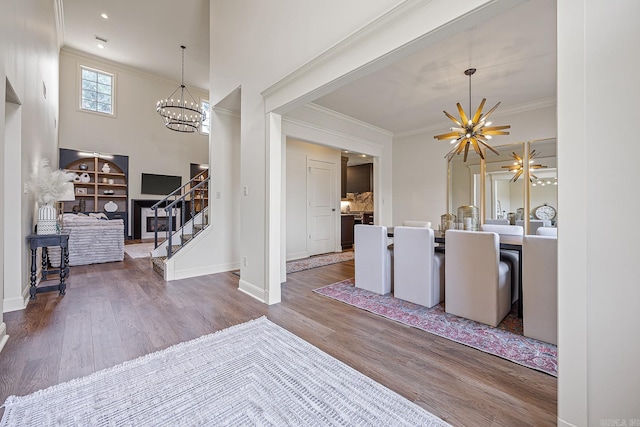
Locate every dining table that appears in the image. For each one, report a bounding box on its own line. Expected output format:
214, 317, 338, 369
387, 227, 524, 318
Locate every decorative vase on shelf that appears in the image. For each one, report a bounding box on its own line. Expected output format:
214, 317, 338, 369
37, 203, 57, 235
79, 163, 88, 171
80, 172, 91, 183
102, 163, 111, 173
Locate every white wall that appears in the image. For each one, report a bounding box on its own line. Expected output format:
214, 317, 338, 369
558, 1, 640, 425
0, 0, 61, 320
58, 49, 209, 237
393, 104, 557, 227
286, 138, 341, 260
210, 0, 403, 303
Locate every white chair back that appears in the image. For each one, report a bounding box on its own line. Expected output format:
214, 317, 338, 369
354, 225, 391, 295
516, 219, 551, 235
523, 235, 557, 344
402, 220, 431, 228
481, 224, 523, 303
445, 230, 511, 327
393, 226, 444, 308
481, 224, 524, 236
536, 226, 557, 237
485, 218, 509, 225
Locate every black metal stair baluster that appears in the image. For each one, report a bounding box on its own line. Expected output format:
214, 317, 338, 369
166, 206, 173, 259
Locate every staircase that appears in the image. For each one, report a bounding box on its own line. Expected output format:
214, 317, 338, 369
149, 170, 210, 278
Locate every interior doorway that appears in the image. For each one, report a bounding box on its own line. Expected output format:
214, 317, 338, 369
307, 158, 336, 256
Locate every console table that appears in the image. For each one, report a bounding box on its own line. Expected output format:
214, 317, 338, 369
26, 231, 70, 299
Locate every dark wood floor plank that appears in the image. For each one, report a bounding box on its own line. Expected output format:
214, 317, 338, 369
0, 254, 556, 426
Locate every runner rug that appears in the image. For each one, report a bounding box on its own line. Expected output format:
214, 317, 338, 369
314, 278, 557, 377
123, 242, 155, 259
0, 317, 450, 427
232, 251, 354, 276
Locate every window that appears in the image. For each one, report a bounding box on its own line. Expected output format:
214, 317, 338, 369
200, 99, 210, 134
80, 66, 114, 115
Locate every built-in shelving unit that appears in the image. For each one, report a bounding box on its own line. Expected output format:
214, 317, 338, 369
59, 148, 129, 237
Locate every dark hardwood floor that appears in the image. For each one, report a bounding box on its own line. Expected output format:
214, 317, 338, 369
0, 254, 556, 426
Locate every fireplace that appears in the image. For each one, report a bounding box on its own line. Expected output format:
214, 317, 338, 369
140, 207, 181, 239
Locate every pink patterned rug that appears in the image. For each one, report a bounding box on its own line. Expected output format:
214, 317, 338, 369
314, 278, 557, 377
233, 251, 354, 276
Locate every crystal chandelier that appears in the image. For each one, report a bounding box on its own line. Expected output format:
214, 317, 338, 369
156, 46, 204, 133
434, 68, 511, 162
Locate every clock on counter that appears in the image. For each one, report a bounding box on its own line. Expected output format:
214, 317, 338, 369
534, 203, 557, 221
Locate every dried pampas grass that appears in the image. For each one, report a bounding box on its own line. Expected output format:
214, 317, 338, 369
26, 158, 75, 205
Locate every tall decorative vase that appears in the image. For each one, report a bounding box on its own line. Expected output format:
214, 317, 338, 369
37, 203, 57, 235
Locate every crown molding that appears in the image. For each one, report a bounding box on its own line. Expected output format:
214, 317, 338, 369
60, 46, 209, 95
212, 106, 240, 119
394, 96, 557, 139
283, 116, 385, 154
303, 103, 394, 138
54, 0, 65, 49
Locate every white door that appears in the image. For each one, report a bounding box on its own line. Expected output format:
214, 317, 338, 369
307, 159, 336, 256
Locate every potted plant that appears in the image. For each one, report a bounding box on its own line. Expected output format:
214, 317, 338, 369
26, 158, 75, 234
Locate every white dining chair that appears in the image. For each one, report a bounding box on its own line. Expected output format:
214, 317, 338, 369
480, 224, 523, 304
402, 220, 431, 228
485, 218, 509, 225
393, 226, 444, 308
445, 230, 511, 327
536, 226, 557, 237
516, 219, 551, 235
522, 235, 557, 344
354, 224, 391, 295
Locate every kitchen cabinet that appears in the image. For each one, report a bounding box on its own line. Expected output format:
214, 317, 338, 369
341, 214, 355, 249
341, 156, 348, 198
347, 163, 373, 193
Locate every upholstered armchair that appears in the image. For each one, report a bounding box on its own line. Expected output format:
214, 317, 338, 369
522, 235, 558, 344
445, 230, 511, 327
393, 226, 444, 308
354, 225, 391, 295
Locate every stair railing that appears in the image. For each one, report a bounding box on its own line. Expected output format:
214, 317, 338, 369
151, 170, 209, 258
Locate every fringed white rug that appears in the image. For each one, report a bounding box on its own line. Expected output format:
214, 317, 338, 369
1, 317, 449, 427
123, 242, 155, 259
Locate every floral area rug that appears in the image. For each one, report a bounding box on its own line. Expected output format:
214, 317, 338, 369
233, 251, 354, 276
314, 278, 557, 377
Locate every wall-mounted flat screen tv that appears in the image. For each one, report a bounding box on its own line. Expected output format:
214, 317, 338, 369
141, 173, 182, 195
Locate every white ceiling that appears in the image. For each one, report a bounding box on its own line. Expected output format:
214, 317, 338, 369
60, 0, 556, 135
61, 0, 210, 91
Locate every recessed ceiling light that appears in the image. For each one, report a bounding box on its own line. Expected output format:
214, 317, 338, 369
361, 154, 367, 158
101, 13, 108, 19
97, 44, 105, 49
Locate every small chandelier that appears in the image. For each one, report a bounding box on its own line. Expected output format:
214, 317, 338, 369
502, 150, 548, 182
434, 68, 511, 162
156, 46, 204, 133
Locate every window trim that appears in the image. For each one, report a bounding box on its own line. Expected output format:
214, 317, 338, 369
200, 99, 210, 135
78, 64, 117, 117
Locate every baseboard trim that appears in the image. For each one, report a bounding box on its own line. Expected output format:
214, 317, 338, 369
0, 322, 9, 353
238, 279, 266, 303
557, 417, 578, 427
171, 262, 242, 281
3, 287, 30, 313
286, 251, 309, 262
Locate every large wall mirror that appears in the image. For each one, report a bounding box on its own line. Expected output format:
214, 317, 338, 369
449, 138, 557, 232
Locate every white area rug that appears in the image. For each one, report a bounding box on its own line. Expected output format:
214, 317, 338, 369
1, 317, 449, 426
123, 242, 155, 258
